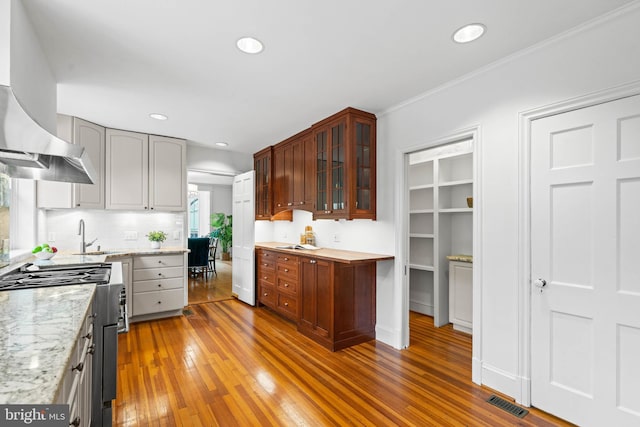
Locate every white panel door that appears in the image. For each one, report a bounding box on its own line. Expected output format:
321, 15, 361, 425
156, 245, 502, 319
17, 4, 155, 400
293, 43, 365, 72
531, 94, 640, 426
232, 170, 255, 305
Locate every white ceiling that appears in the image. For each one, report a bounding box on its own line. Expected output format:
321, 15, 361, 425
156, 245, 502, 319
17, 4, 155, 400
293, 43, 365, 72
23, 0, 635, 155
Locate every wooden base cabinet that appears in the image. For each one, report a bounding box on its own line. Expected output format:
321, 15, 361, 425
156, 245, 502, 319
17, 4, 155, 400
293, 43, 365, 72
257, 250, 299, 321
299, 257, 376, 351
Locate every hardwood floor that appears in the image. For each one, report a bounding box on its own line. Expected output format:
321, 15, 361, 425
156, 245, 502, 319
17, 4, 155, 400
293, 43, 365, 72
115, 303, 573, 426
187, 260, 233, 305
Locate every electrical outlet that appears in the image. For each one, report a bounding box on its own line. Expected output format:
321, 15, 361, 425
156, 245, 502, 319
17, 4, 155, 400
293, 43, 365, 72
47, 232, 56, 242
333, 234, 341, 243
124, 231, 138, 240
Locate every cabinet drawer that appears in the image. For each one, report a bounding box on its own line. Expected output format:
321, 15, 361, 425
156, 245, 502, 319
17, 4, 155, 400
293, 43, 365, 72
259, 284, 276, 308
133, 266, 183, 281
133, 288, 183, 316
276, 263, 298, 279
135, 254, 183, 269
134, 277, 183, 293
277, 294, 298, 318
277, 254, 298, 266
277, 276, 298, 295
257, 270, 276, 285
258, 250, 277, 263
257, 257, 275, 271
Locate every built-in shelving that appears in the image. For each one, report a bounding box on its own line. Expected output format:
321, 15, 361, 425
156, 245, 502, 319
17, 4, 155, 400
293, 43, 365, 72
408, 140, 473, 327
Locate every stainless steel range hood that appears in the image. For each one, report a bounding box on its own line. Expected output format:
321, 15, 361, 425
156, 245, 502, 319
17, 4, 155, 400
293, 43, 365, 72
0, 85, 96, 184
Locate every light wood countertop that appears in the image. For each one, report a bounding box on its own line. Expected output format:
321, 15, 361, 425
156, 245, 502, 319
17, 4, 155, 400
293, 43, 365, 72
256, 242, 393, 264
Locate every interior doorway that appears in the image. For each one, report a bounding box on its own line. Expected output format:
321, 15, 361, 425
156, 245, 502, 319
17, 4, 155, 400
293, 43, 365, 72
187, 179, 235, 304
402, 127, 481, 384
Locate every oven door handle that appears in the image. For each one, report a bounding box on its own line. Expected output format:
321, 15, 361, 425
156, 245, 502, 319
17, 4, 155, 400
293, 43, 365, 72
117, 302, 129, 334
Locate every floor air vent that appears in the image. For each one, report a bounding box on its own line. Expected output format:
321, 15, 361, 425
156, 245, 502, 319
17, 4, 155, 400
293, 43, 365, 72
486, 395, 529, 418
182, 308, 194, 316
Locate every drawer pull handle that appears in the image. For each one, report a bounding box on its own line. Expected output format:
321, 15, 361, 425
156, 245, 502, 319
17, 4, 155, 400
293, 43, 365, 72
72, 362, 84, 372
310, 260, 317, 264
263, 263, 268, 266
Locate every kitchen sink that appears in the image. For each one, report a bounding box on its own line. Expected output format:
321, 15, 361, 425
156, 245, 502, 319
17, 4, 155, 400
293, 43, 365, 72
73, 250, 120, 256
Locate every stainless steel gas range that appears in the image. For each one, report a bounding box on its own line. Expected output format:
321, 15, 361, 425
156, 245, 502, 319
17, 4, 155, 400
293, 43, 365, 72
0, 261, 126, 427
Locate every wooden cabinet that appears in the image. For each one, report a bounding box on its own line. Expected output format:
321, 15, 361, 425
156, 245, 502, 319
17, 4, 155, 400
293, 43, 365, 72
312, 108, 376, 220
253, 107, 376, 220
255, 146, 273, 220
106, 130, 186, 211
298, 256, 377, 351
54, 302, 94, 427
37, 115, 105, 209
257, 249, 299, 320
273, 129, 314, 213
132, 254, 186, 318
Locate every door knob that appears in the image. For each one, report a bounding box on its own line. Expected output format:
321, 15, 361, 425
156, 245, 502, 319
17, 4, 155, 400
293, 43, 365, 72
534, 278, 547, 293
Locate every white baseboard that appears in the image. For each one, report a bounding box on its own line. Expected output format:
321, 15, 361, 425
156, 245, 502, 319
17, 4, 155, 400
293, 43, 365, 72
375, 324, 402, 349
409, 300, 433, 316
481, 363, 519, 401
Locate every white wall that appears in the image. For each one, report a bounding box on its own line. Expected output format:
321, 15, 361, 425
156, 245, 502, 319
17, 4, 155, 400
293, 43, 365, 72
0, 0, 9, 86
256, 4, 640, 401
382, 5, 640, 399
42, 210, 186, 252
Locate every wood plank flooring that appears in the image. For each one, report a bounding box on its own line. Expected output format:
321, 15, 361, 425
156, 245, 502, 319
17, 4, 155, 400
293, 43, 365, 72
115, 302, 573, 426
187, 260, 233, 305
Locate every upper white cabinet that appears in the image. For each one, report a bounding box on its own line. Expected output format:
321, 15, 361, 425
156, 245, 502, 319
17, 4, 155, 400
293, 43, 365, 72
37, 115, 106, 209
106, 129, 186, 211
149, 135, 187, 211
408, 139, 473, 327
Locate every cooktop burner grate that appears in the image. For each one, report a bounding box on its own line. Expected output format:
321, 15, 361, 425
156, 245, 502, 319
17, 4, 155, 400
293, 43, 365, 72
0, 263, 111, 291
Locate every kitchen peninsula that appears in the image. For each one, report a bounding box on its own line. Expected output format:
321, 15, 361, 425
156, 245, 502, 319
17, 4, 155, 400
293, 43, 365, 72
256, 242, 393, 351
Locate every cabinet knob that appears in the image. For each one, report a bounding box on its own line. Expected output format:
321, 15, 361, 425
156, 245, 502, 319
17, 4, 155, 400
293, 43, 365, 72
283, 257, 288, 261
157, 301, 162, 304
284, 283, 289, 287
284, 268, 289, 272
287, 202, 292, 206
263, 292, 268, 296
299, 201, 304, 205
310, 259, 317, 264
263, 276, 267, 280
284, 302, 289, 307
158, 273, 163, 276
263, 263, 268, 266
158, 284, 162, 287
144, 206, 148, 210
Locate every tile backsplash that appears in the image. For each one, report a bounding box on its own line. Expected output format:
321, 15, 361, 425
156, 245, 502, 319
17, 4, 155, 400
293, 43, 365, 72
42, 210, 186, 252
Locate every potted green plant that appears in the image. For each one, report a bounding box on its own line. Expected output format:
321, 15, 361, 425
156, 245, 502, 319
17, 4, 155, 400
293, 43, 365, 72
146, 230, 167, 249
210, 213, 232, 260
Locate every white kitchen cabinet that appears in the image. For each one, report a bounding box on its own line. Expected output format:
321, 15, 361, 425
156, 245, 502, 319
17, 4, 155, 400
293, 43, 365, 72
408, 140, 473, 326
449, 260, 473, 334
131, 254, 186, 319
105, 130, 186, 211
105, 129, 149, 210
149, 135, 187, 211
37, 115, 106, 209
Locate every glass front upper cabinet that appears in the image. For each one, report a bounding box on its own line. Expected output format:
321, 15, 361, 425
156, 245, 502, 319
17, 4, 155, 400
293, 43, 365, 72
312, 108, 376, 220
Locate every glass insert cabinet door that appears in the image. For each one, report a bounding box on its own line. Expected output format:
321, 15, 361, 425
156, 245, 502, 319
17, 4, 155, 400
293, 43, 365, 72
313, 108, 376, 220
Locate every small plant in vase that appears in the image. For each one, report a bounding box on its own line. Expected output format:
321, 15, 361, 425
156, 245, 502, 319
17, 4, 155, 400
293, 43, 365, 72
146, 230, 167, 249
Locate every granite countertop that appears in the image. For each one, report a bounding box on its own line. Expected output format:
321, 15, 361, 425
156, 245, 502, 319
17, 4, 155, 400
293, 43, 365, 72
256, 242, 394, 264
0, 284, 96, 404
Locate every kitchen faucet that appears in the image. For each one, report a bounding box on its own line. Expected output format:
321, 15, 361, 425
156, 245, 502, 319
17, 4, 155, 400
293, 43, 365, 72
78, 219, 98, 253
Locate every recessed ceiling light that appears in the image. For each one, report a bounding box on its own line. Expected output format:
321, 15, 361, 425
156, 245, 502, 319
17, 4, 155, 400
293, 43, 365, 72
236, 37, 264, 54
215, 142, 229, 147
452, 23, 486, 44
149, 113, 168, 121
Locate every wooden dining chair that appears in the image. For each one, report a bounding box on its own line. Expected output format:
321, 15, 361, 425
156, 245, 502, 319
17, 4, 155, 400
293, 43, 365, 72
208, 237, 218, 275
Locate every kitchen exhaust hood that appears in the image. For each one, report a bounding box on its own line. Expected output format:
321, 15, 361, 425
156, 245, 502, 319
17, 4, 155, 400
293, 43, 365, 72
0, 85, 96, 184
